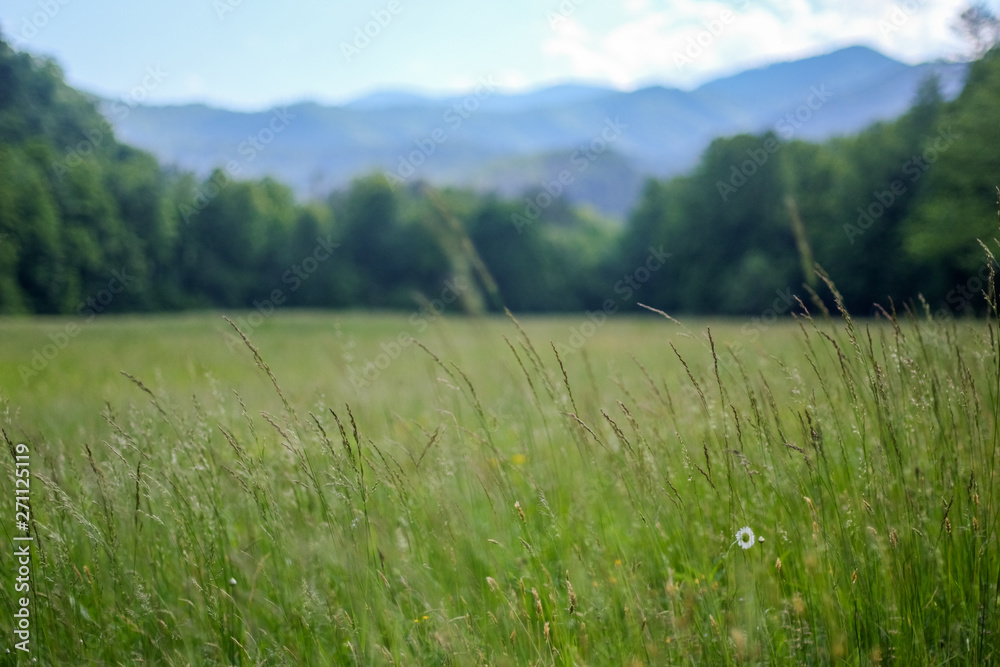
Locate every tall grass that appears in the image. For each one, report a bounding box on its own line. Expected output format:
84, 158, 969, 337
1, 278, 998, 664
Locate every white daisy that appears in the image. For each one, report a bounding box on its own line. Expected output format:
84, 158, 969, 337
735, 526, 755, 550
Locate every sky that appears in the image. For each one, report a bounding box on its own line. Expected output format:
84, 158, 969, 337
0, 0, 988, 111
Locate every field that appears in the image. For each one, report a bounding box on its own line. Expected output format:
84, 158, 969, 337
1, 296, 998, 664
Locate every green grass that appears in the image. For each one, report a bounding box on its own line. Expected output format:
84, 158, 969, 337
1, 296, 998, 664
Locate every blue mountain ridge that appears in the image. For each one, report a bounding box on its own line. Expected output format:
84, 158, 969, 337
104, 46, 968, 218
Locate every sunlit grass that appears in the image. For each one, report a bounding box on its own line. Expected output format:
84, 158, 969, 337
1, 299, 997, 664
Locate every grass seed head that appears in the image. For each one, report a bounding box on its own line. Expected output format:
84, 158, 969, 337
730, 628, 747, 655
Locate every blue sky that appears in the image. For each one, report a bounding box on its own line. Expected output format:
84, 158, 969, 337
0, 0, 987, 110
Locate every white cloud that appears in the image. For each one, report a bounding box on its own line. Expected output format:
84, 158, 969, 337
493, 69, 533, 91
541, 0, 974, 91
543, 17, 637, 86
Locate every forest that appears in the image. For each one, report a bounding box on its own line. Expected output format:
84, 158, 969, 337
1, 32, 998, 318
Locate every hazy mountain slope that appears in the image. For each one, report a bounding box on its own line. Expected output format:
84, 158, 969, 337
106, 46, 967, 217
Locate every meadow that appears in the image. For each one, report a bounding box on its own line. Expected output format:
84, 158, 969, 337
1, 288, 998, 664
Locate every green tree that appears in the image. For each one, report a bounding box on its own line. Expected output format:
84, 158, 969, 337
0, 143, 60, 313
903, 51, 1000, 292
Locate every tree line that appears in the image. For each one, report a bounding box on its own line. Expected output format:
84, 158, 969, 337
1, 31, 998, 318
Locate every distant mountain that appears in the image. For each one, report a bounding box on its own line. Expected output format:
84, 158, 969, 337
345, 83, 618, 112
342, 90, 442, 110
105, 46, 968, 218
